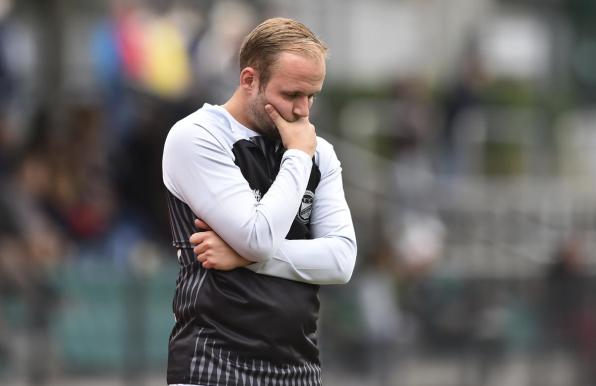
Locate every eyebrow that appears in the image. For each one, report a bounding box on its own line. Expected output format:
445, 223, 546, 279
283, 90, 321, 97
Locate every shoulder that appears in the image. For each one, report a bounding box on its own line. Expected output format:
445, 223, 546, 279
165, 106, 250, 167
163, 105, 236, 181
162, 105, 237, 195
165, 104, 228, 146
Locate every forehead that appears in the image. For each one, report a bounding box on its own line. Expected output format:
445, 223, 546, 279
267, 52, 326, 91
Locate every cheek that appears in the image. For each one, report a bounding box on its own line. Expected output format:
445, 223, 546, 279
263, 91, 292, 119
270, 98, 294, 120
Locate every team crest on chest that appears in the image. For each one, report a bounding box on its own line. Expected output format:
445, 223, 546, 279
297, 190, 315, 224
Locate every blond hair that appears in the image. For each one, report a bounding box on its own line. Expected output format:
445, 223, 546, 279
239, 17, 328, 87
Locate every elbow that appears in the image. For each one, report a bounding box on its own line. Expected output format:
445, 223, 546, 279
329, 238, 357, 285
332, 267, 353, 285
325, 260, 355, 285
337, 254, 357, 284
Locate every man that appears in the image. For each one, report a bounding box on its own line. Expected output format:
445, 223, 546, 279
162, 17, 356, 386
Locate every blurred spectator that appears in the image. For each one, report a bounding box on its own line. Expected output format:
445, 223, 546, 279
110, 98, 185, 251
92, 0, 194, 100
394, 212, 445, 275
438, 41, 488, 176
389, 78, 437, 205
0, 112, 14, 176
356, 244, 413, 386
41, 104, 115, 246
544, 235, 596, 385
91, 0, 200, 148
192, 0, 258, 103
0, 0, 37, 175
391, 78, 436, 160
0, 146, 66, 384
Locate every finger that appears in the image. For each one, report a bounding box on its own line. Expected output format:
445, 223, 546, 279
265, 104, 286, 126
189, 230, 211, 245
189, 232, 203, 245
197, 253, 207, 262
194, 218, 212, 231
194, 241, 209, 256
194, 243, 207, 256
202, 260, 214, 269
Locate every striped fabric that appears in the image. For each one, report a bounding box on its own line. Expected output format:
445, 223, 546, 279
166, 191, 198, 266
179, 328, 322, 385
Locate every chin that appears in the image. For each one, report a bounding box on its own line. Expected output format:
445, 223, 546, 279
253, 117, 279, 139
261, 126, 281, 140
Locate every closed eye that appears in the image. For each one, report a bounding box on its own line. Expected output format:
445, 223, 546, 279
283, 92, 301, 100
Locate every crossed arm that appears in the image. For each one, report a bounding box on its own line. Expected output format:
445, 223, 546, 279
164, 104, 356, 285
191, 218, 251, 270
189, 142, 357, 285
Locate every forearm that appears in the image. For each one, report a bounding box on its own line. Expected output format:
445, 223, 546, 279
246, 232, 357, 285
201, 149, 313, 261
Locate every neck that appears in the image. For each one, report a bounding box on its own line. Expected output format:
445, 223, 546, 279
223, 90, 253, 129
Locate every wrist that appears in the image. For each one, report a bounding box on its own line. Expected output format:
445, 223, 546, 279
284, 148, 313, 162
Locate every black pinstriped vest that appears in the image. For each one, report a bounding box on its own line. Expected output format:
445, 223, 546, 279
165, 136, 322, 385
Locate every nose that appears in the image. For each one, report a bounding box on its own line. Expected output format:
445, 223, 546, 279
292, 96, 311, 118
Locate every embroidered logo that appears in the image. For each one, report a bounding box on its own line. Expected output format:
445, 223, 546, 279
253, 189, 262, 202
297, 190, 315, 224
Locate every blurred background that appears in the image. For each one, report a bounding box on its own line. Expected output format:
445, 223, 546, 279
1, 0, 596, 385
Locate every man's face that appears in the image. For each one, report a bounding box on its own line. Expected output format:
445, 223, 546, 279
247, 52, 326, 138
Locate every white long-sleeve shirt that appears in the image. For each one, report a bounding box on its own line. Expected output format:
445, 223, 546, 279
162, 103, 357, 285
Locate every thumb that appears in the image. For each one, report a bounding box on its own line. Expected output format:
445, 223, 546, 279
194, 218, 212, 231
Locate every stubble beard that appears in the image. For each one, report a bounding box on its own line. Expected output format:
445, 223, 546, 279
248, 89, 280, 140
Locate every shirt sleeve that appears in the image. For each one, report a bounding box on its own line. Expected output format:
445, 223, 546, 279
162, 120, 313, 262
246, 139, 357, 284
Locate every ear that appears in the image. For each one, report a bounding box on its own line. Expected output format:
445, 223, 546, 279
239, 67, 259, 91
